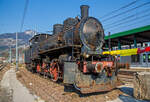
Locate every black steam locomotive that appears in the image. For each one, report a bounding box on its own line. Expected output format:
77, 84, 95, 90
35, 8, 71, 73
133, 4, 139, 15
25, 5, 122, 93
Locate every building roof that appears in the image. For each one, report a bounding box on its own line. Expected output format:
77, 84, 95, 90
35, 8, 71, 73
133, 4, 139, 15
104, 25, 150, 40
104, 25, 150, 47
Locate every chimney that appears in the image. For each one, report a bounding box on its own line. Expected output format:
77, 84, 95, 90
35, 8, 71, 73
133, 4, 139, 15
53, 24, 63, 34
80, 5, 89, 19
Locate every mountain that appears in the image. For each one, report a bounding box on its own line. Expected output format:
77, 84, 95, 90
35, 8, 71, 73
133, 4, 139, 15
0, 30, 35, 52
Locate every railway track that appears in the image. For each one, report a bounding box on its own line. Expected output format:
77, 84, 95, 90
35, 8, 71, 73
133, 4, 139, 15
0, 63, 9, 82
0, 62, 6, 71
118, 69, 135, 84
118, 68, 150, 84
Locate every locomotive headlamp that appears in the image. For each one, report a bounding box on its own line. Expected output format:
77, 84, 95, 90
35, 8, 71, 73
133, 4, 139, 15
86, 54, 90, 58
83, 53, 90, 58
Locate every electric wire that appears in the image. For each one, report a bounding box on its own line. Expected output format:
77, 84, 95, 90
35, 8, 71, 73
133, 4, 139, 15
107, 19, 150, 35
104, 8, 150, 28
106, 16, 150, 33
100, 0, 140, 18
102, 2, 150, 22
105, 12, 150, 30
20, 0, 29, 32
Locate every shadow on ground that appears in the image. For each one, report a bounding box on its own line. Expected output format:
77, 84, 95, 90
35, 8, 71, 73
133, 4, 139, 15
119, 87, 150, 102
120, 87, 133, 96
64, 85, 118, 97
119, 95, 149, 102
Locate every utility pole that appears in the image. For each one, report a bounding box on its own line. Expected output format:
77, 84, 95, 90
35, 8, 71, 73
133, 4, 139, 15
16, 32, 18, 71
34, 30, 36, 36
35, 25, 37, 36
15, 0, 29, 70
108, 32, 111, 51
9, 46, 12, 63
108, 32, 111, 61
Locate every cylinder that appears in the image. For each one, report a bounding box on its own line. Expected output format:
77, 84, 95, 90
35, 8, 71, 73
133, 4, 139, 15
53, 24, 63, 34
80, 5, 89, 19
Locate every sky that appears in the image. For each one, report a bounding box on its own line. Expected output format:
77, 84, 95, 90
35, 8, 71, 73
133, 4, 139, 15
0, 0, 150, 35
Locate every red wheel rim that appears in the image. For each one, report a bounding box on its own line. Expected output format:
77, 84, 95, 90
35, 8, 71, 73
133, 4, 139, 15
42, 62, 48, 72
37, 64, 41, 72
50, 62, 59, 81
42, 62, 46, 69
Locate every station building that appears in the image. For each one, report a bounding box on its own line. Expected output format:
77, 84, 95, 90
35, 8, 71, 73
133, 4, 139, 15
104, 25, 150, 68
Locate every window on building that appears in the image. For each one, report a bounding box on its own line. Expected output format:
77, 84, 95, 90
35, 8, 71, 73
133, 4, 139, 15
131, 54, 140, 63
137, 44, 141, 48
148, 54, 150, 62
143, 54, 146, 62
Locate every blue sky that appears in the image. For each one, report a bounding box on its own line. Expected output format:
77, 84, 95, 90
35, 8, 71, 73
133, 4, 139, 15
0, 0, 150, 35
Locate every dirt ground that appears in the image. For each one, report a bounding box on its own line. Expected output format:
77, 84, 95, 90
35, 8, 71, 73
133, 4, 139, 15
16, 66, 125, 102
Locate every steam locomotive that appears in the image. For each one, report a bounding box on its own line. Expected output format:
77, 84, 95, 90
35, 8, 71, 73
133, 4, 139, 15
25, 5, 123, 93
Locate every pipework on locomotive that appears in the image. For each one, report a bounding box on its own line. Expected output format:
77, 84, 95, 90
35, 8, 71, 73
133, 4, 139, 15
25, 5, 126, 93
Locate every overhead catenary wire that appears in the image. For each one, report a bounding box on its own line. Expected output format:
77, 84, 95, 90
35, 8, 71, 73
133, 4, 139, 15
102, 1, 150, 22
104, 7, 150, 28
105, 16, 150, 33
105, 12, 150, 30
100, 0, 140, 18
106, 18, 150, 34
20, 0, 29, 32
